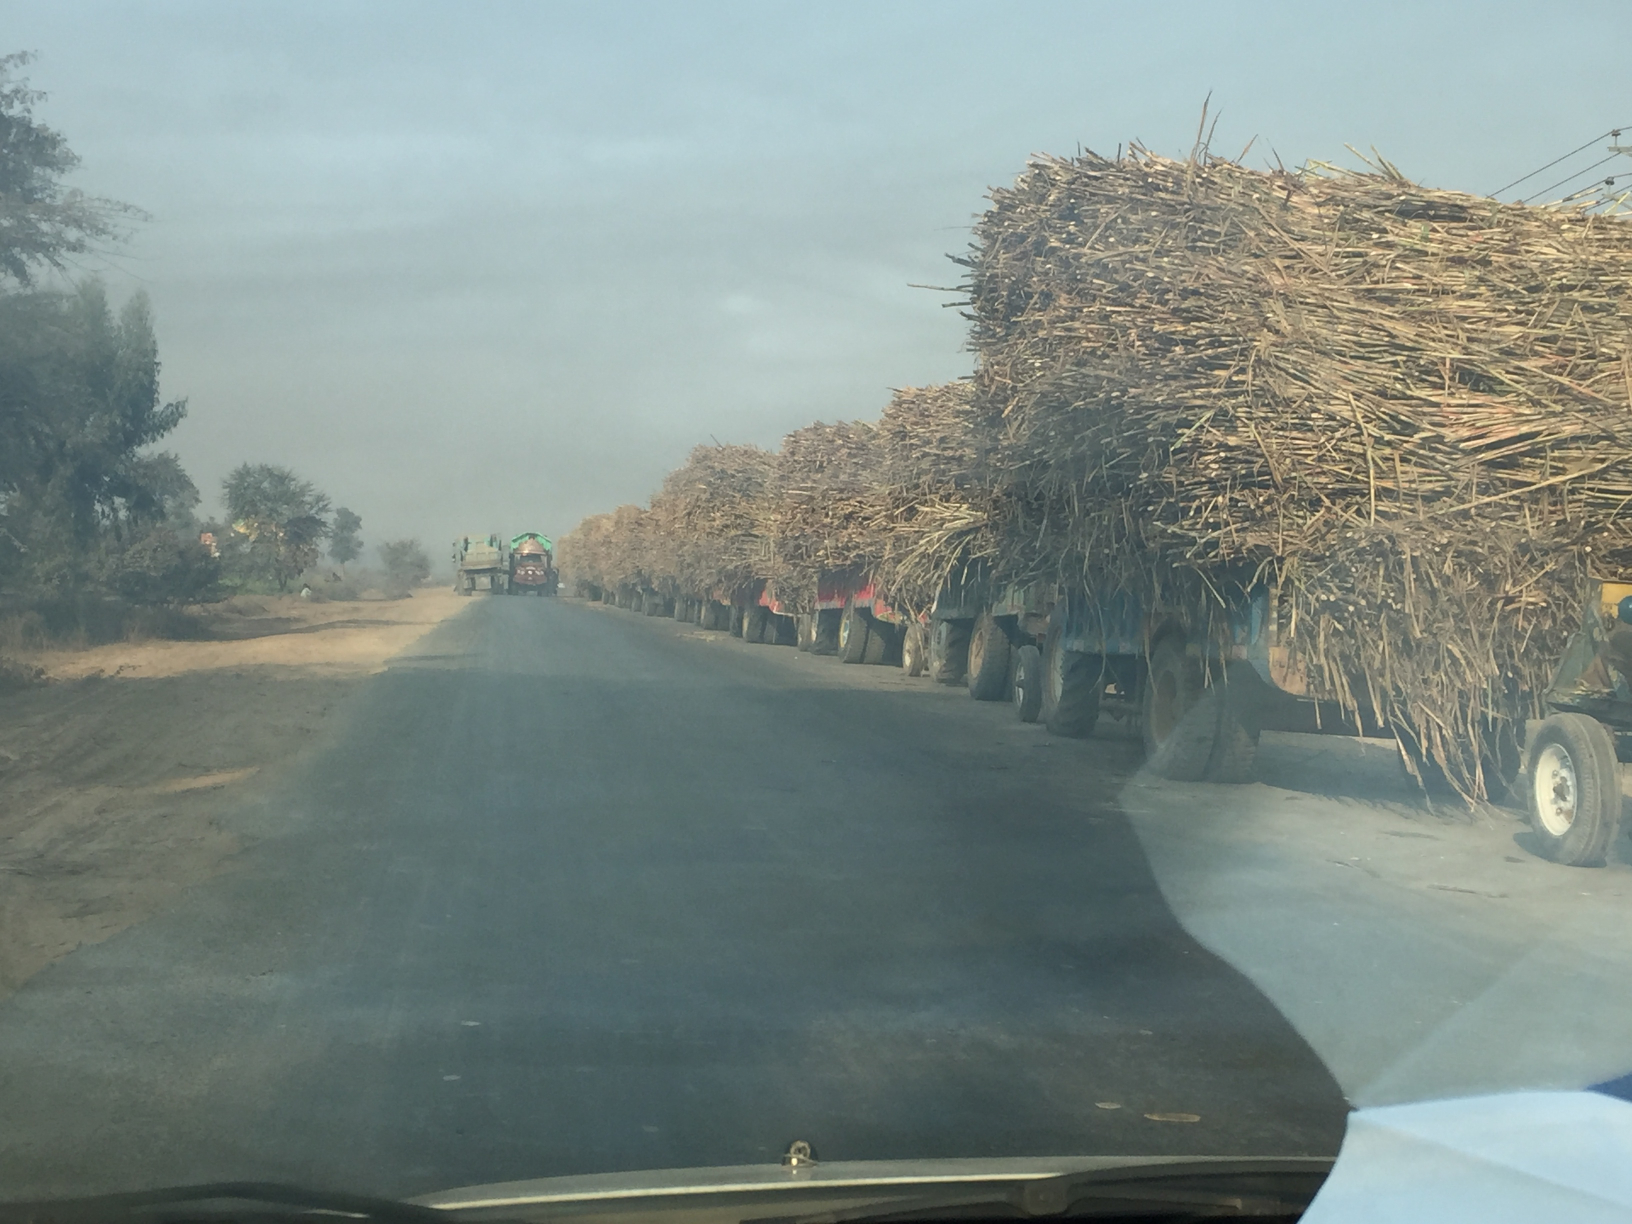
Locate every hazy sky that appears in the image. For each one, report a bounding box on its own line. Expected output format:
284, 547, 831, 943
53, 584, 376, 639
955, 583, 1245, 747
5, 1, 1629, 559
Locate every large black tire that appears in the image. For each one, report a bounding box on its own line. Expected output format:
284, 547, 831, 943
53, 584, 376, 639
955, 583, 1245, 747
930, 619, 971, 685
742, 606, 769, 644
1204, 661, 1264, 784
1142, 637, 1211, 779
1041, 618, 1100, 737
1526, 713, 1621, 867
863, 622, 891, 665
767, 613, 796, 646
812, 609, 840, 655
967, 613, 1012, 701
1012, 644, 1043, 722
729, 605, 746, 637
901, 623, 927, 677
1140, 639, 1261, 782
796, 614, 816, 651
838, 600, 869, 663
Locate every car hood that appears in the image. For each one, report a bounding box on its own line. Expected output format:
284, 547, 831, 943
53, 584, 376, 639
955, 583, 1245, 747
1303, 1089, 1632, 1222
414, 1154, 1328, 1219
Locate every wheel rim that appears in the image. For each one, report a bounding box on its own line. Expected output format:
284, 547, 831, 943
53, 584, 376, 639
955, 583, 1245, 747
1047, 639, 1064, 706
1533, 742, 1579, 837
1014, 656, 1029, 708
839, 615, 851, 650
969, 625, 986, 677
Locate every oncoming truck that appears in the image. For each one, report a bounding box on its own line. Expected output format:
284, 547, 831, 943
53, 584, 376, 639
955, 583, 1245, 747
509, 533, 559, 596
453, 533, 509, 594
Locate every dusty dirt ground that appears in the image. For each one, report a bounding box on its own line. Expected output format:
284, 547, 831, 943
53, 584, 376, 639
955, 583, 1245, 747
0, 588, 465, 1000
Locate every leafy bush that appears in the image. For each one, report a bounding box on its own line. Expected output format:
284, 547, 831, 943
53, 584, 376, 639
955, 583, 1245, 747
108, 527, 220, 605
378, 539, 431, 594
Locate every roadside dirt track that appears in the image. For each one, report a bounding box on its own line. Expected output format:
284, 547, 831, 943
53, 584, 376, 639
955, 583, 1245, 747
0, 588, 463, 999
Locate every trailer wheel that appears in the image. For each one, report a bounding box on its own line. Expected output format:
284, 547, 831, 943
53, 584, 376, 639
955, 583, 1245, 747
1042, 619, 1100, 737
1526, 714, 1621, 867
796, 614, 816, 651
743, 606, 768, 644
1142, 636, 1212, 779
863, 621, 891, 665
813, 609, 841, 655
901, 623, 927, 676
930, 619, 971, 685
1013, 644, 1043, 722
1204, 662, 1263, 784
967, 613, 1012, 701
839, 600, 869, 663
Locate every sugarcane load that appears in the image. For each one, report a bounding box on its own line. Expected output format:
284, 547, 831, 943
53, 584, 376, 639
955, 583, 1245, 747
961, 144, 1632, 802
557, 136, 1632, 850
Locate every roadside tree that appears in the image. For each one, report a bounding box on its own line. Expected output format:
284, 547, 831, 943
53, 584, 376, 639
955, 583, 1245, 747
0, 283, 194, 596
0, 52, 137, 288
378, 539, 431, 592
329, 507, 362, 569
222, 464, 332, 592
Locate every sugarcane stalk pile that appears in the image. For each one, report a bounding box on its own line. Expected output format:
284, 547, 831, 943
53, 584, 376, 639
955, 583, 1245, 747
871, 381, 1003, 612
766, 420, 882, 610
965, 145, 1632, 797
557, 138, 1632, 802
558, 503, 651, 596
647, 443, 778, 598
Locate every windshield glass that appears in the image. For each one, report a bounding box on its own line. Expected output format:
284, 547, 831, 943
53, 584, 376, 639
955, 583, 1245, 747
2, 3, 1630, 1211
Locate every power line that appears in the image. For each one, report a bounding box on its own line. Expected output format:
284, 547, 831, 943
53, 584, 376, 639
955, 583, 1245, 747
1555, 176, 1622, 206
1520, 152, 1624, 204
1489, 126, 1626, 198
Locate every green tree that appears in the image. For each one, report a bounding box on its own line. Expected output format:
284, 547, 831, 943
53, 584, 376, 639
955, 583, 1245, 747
378, 539, 431, 591
328, 507, 362, 569
108, 526, 219, 605
126, 451, 201, 531
222, 463, 332, 592
0, 282, 190, 593
0, 52, 138, 286
0, 56, 207, 618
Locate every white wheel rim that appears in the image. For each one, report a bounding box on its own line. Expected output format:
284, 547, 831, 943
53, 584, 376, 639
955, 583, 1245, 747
1533, 742, 1579, 837
1047, 641, 1064, 705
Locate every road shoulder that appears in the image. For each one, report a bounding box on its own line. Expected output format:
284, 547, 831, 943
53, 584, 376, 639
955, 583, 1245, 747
0, 588, 467, 999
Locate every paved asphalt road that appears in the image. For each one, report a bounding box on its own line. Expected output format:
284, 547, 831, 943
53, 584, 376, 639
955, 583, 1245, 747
0, 597, 1348, 1199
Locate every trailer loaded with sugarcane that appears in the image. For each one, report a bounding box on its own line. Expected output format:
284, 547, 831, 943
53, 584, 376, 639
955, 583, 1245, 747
558, 138, 1632, 866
